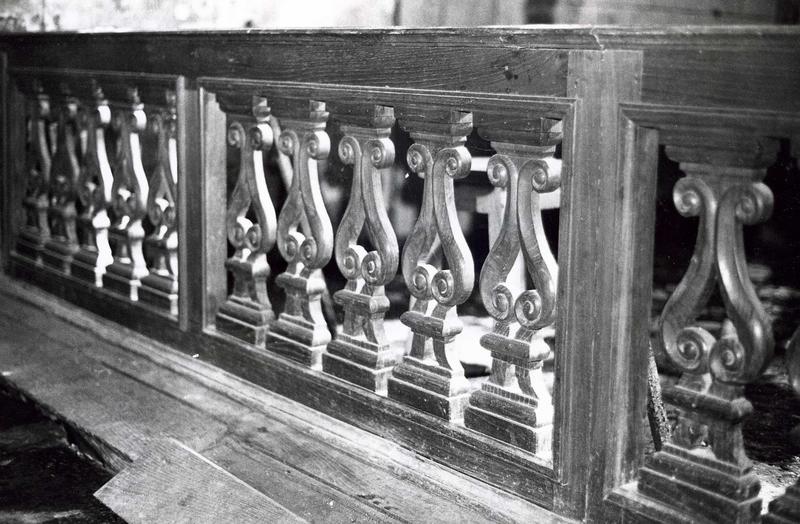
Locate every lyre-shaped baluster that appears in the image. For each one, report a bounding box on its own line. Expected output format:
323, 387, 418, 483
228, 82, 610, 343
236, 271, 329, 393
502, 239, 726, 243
216, 96, 279, 344
266, 100, 333, 369
73, 83, 114, 287
140, 90, 180, 315
322, 104, 402, 394
16, 83, 52, 264
41, 88, 81, 274
265, 100, 334, 369
103, 87, 150, 301
637, 134, 778, 522
387, 109, 475, 422
464, 138, 561, 457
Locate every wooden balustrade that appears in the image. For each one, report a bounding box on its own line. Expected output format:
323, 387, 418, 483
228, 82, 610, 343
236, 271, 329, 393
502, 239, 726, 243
1, 28, 799, 523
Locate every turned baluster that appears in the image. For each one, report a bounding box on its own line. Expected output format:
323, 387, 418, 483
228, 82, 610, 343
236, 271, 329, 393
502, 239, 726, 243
103, 87, 150, 300
387, 108, 474, 422
16, 83, 52, 264
139, 90, 180, 315
215, 96, 279, 344
41, 88, 81, 274
637, 134, 778, 523
265, 100, 334, 369
322, 104, 402, 394
464, 121, 561, 457
72, 83, 114, 287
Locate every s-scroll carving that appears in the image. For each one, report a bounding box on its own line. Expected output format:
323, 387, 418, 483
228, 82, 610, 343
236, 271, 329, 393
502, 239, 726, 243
266, 100, 334, 370
215, 96, 279, 344
323, 105, 402, 394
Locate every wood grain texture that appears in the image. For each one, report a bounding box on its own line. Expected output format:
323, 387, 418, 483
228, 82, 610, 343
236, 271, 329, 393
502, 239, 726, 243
95, 438, 306, 524
554, 49, 648, 522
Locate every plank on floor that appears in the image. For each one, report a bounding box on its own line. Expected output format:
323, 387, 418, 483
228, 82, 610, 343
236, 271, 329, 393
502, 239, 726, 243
95, 438, 306, 524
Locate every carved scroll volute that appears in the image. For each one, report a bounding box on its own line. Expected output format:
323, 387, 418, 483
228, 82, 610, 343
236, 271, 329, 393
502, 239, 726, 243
275, 100, 333, 274
48, 91, 81, 247
145, 91, 179, 279
266, 100, 333, 369
322, 104, 401, 393
226, 96, 278, 305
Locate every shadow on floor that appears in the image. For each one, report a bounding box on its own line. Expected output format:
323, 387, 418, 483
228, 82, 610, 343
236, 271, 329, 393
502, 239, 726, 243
0, 388, 123, 524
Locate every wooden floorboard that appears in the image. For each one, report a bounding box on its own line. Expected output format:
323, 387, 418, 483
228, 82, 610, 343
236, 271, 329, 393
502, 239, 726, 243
0, 275, 573, 523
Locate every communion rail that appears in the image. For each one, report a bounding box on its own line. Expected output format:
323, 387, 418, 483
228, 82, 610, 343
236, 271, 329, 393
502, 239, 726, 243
0, 27, 798, 523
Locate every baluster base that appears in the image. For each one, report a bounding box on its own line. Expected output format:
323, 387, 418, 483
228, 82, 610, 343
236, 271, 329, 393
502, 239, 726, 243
71, 248, 109, 288
139, 273, 178, 316
265, 314, 330, 370
215, 296, 274, 346
15, 230, 47, 265
464, 385, 552, 456
637, 444, 761, 523
103, 261, 144, 301
323, 335, 404, 395
387, 355, 471, 421
41, 238, 79, 275
765, 483, 800, 524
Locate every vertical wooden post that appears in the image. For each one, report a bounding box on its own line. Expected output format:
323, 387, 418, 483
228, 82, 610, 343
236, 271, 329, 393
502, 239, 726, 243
554, 49, 652, 521
0, 52, 8, 272
194, 87, 228, 331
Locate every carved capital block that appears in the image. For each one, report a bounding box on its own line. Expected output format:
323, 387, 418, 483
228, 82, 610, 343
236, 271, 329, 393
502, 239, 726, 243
216, 96, 280, 343
387, 109, 475, 421
322, 105, 403, 394
103, 87, 150, 300
265, 100, 334, 370
462, 140, 561, 457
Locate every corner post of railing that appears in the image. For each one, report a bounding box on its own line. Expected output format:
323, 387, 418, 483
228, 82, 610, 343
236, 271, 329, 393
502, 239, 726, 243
555, 48, 652, 521
175, 76, 204, 331
0, 51, 9, 273
193, 85, 228, 333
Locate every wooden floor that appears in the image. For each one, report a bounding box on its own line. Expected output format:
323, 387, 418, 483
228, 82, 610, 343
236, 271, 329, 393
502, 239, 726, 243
0, 275, 571, 523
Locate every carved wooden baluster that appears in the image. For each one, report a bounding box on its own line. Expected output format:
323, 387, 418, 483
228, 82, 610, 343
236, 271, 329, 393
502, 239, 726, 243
16, 83, 52, 264
322, 104, 402, 394
464, 136, 560, 457
72, 84, 114, 287
265, 100, 333, 369
763, 326, 800, 523
637, 135, 778, 523
41, 88, 81, 274
387, 109, 474, 422
139, 90, 180, 315
103, 87, 150, 301
215, 96, 279, 344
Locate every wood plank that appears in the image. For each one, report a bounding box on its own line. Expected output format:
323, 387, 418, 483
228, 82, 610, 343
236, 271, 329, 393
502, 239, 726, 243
95, 438, 306, 524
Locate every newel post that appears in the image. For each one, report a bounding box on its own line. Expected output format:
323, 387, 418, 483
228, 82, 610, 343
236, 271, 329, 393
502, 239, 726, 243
555, 50, 651, 521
